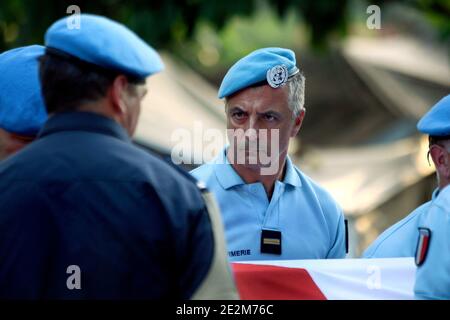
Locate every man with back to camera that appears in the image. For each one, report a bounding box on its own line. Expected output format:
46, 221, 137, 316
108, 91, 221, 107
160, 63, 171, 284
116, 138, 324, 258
0, 14, 237, 299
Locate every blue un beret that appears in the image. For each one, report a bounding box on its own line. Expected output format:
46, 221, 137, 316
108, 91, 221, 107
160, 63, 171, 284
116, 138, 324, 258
417, 94, 450, 136
218, 47, 299, 99
45, 14, 164, 79
0, 45, 47, 136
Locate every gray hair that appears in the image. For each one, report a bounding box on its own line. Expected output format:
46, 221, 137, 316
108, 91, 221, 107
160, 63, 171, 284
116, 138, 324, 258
287, 71, 305, 118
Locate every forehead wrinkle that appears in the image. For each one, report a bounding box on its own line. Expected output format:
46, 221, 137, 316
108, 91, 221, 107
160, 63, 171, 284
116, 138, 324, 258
229, 96, 271, 114
226, 84, 291, 114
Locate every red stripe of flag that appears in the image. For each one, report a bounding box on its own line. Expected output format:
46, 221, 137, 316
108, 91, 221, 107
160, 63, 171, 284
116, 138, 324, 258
231, 263, 326, 300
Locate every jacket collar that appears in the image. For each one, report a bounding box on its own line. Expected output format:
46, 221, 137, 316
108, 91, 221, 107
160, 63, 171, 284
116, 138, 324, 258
38, 111, 130, 142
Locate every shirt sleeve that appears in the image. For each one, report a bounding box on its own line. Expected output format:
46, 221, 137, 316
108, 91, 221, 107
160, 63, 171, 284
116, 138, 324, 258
190, 191, 239, 300
177, 203, 215, 299
414, 200, 450, 299
326, 207, 347, 259
178, 190, 239, 300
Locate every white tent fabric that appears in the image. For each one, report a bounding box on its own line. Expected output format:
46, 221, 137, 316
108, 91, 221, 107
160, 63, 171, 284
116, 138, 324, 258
298, 136, 434, 216
134, 52, 226, 159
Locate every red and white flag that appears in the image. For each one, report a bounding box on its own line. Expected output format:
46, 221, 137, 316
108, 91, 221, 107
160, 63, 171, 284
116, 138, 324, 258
232, 258, 416, 300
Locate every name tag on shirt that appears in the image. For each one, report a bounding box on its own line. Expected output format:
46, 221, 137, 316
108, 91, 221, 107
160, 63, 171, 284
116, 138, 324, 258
260, 229, 282, 255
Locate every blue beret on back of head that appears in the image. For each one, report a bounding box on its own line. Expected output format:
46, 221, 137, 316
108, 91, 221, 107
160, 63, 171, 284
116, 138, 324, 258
45, 14, 164, 79
0, 45, 47, 136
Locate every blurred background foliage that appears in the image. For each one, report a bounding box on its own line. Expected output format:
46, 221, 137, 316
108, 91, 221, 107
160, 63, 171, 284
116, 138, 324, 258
0, 0, 448, 80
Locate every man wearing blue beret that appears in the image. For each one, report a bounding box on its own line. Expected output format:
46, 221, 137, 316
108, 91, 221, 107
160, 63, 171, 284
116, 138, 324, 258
363, 95, 450, 260
0, 45, 47, 159
412, 94, 450, 299
191, 47, 347, 261
0, 14, 237, 299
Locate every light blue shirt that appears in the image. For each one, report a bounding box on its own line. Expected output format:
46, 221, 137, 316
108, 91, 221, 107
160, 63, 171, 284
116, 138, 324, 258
414, 185, 450, 299
363, 189, 439, 258
190, 148, 346, 261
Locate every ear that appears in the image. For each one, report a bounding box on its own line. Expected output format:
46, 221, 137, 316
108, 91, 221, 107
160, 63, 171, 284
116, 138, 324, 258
430, 145, 450, 179
108, 75, 129, 115
290, 109, 305, 138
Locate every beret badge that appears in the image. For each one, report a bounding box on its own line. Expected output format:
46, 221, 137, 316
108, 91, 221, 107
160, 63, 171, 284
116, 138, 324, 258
266, 64, 288, 88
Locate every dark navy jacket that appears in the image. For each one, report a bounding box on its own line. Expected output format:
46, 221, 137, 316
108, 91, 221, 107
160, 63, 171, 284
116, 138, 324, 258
0, 112, 214, 299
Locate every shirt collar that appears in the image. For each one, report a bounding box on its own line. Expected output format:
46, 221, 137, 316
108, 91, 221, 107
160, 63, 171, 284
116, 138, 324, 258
432, 188, 440, 199
38, 111, 130, 142
214, 148, 246, 190
283, 155, 302, 187
214, 147, 302, 190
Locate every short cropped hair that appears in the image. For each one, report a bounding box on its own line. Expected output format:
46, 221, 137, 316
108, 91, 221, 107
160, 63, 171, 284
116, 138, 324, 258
39, 51, 144, 114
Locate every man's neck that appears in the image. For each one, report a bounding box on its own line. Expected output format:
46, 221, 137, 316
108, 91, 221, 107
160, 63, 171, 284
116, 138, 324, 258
439, 180, 450, 191
227, 150, 287, 200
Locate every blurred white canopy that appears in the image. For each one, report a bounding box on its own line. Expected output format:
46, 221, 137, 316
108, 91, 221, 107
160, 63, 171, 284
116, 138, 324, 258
299, 135, 434, 216
134, 52, 226, 159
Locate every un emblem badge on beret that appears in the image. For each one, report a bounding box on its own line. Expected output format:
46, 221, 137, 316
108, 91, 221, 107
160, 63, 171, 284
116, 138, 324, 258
266, 64, 288, 88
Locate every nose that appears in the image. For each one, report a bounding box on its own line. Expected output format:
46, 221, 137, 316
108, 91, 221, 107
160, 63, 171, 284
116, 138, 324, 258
244, 115, 259, 141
